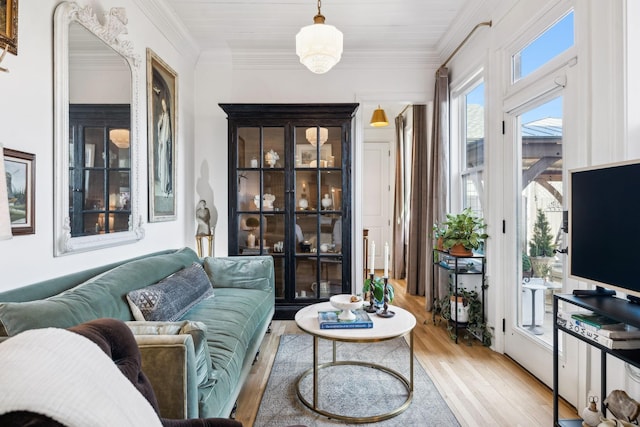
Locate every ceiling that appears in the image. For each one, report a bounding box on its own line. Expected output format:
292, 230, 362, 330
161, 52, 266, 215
161, 0, 471, 67
155, 0, 479, 121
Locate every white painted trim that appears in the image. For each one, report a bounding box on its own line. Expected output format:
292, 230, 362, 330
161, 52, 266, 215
132, 0, 200, 63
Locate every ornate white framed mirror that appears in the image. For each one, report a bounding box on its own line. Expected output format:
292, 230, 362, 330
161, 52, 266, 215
54, 1, 144, 256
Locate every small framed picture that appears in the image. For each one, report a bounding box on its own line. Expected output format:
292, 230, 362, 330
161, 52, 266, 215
146, 48, 178, 222
0, 0, 19, 55
4, 147, 35, 235
295, 144, 332, 167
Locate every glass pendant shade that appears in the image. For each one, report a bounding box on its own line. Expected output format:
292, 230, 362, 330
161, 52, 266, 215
109, 129, 130, 148
305, 127, 328, 147
370, 106, 389, 127
296, 9, 343, 74
0, 144, 13, 240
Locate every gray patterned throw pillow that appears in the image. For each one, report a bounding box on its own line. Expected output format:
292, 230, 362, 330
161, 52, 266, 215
126, 263, 214, 321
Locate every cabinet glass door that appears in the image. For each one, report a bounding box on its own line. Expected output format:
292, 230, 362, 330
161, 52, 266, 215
236, 126, 286, 298
69, 105, 131, 237
294, 126, 343, 300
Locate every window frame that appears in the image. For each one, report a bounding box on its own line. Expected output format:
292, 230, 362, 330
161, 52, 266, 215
451, 70, 486, 216
506, 3, 576, 94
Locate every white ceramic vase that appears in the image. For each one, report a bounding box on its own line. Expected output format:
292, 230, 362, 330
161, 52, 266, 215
321, 194, 332, 210
299, 196, 308, 210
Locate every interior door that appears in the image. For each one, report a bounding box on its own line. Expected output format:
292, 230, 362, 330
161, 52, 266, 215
362, 142, 392, 274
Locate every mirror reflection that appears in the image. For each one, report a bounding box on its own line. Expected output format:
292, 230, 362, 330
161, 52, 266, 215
68, 22, 132, 237
54, 2, 142, 255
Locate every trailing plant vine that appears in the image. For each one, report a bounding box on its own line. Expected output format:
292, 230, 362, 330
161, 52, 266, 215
435, 283, 492, 346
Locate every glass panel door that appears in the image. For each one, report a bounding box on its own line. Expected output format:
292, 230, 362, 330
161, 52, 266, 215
518, 96, 564, 345
504, 93, 572, 393
236, 126, 286, 299
294, 125, 343, 301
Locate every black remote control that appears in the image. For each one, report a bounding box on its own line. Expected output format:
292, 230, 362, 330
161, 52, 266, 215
572, 289, 616, 297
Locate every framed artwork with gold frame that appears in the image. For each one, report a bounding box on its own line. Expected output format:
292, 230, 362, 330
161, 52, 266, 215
146, 48, 178, 222
0, 0, 18, 55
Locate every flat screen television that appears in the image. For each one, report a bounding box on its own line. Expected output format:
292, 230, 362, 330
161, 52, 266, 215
569, 159, 640, 298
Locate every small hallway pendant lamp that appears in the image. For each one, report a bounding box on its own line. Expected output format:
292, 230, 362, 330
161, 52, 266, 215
370, 105, 389, 127
0, 143, 13, 240
296, 0, 343, 74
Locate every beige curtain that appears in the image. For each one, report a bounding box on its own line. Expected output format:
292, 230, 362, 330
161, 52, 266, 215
406, 105, 429, 295
392, 114, 407, 279
424, 67, 450, 310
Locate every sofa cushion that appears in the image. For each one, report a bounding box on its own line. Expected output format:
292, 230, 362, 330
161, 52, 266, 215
203, 256, 273, 291
0, 248, 200, 336
126, 320, 214, 388
126, 263, 213, 322
178, 286, 274, 417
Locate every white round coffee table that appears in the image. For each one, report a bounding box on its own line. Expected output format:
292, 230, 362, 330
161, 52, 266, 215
294, 301, 416, 423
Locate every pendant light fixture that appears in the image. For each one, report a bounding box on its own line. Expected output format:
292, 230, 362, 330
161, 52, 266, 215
370, 105, 389, 127
305, 127, 328, 147
295, 0, 343, 74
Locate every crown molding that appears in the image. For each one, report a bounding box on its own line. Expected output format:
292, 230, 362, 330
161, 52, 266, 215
229, 49, 441, 71
436, 0, 493, 67
132, 0, 200, 64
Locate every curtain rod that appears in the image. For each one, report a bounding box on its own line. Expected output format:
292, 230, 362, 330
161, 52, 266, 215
397, 104, 412, 117
441, 21, 492, 69
396, 21, 491, 120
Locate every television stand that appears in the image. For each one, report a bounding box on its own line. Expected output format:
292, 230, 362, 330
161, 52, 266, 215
572, 289, 616, 297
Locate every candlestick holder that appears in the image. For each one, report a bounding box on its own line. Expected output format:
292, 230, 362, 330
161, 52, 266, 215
376, 277, 395, 318
364, 272, 378, 313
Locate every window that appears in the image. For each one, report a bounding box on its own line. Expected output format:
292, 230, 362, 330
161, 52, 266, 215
512, 10, 574, 82
460, 81, 485, 215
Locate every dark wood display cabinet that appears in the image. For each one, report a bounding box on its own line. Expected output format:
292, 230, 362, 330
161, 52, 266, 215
220, 103, 358, 319
68, 104, 131, 237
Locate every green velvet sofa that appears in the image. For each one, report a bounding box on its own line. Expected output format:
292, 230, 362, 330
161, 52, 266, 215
0, 247, 275, 420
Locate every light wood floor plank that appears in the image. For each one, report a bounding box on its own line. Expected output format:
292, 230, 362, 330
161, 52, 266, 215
234, 278, 577, 426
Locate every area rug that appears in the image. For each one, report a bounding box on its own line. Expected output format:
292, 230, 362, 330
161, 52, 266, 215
254, 334, 460, 426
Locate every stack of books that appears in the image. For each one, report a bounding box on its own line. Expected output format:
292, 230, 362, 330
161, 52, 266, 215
318, 309, 373, 329
557, 311, 640, 349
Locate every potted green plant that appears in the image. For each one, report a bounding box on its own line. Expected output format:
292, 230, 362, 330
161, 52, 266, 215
432, 222, 447, 250
363, 276, 394, 305
437, 285, 492, 346
441, 208, 488, 256
529, 209, 555, 279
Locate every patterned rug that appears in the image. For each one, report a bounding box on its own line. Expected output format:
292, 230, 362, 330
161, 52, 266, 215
254, 334, 460, 426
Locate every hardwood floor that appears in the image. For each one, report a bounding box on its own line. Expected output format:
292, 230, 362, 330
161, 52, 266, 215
234, 278, 578, 426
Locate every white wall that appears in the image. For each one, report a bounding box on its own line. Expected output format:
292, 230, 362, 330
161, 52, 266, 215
194, 54, 433, 286
0, 0, 196, 290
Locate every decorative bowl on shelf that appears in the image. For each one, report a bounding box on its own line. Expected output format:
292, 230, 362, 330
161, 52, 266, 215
329, 294, 363, 321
